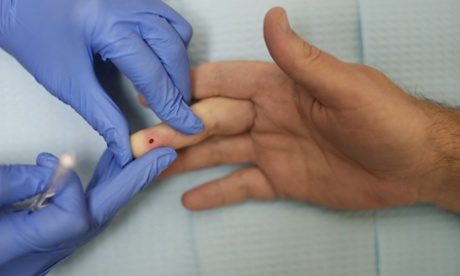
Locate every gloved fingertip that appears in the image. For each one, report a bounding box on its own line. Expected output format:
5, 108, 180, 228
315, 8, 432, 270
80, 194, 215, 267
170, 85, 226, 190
36, 152, 59, 168
191, 115, 205, 134
156, 149, 178, 173
178, 112, 205, 135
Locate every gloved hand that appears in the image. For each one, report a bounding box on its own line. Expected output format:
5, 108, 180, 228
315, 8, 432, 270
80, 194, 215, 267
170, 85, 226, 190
0, 148, 176, 275
0, 0, 204, 165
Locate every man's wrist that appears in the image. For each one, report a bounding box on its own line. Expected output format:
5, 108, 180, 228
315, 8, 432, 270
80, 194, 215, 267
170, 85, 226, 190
420, 100, 460, 212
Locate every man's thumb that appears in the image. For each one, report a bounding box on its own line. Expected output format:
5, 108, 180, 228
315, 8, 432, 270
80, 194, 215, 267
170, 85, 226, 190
263, 7, 353, 106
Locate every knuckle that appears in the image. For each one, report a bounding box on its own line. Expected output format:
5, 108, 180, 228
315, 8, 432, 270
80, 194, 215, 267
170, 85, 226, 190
257, 65, 295, 97
210, 141, 223, 165
253, 64, 284, 92
212, 63, 224, 88
182, 21, 193, 44
351, 64, 386, 79
217, 180, 229, 205
349, 64, 396, 88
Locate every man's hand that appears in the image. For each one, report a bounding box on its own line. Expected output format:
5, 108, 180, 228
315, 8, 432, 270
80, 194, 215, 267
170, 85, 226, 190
131, 8, 457, 212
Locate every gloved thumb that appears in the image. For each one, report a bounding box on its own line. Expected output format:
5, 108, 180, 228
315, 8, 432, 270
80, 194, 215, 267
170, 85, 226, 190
263, 7, 356, 108
86, 148, 177, 228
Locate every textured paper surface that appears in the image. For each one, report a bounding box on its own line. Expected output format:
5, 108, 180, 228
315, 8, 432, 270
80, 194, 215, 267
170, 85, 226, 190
360, 0, 460, 104
0, 0, 458, 275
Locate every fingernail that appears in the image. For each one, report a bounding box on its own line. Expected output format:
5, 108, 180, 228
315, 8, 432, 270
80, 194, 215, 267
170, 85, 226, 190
277, 9, 291, 34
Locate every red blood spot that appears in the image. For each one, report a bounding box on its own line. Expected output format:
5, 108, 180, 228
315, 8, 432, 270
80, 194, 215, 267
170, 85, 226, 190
149, 138, 154, 144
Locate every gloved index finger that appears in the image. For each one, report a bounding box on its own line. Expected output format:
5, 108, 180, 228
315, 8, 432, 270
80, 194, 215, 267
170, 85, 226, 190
70, 72, 132, 165
139, 16, 192, 103
99, 34, 203, 135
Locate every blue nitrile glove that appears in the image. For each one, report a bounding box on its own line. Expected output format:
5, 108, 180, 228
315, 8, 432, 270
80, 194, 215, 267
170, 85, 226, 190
0, 148, 176, 275
0, 0, 204, 165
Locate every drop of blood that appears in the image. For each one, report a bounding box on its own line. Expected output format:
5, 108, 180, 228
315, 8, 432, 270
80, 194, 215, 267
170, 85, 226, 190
149, 139, 154, 144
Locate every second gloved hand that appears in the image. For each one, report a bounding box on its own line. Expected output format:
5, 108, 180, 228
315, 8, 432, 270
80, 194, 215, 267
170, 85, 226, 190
0, 148, 176, 275
0, 0, 204, 165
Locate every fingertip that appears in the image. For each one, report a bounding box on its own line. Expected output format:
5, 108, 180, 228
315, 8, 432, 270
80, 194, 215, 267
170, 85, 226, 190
264, 7, 290, 34
136, 147, 177, 172
165, 101, 205, 135
264, 6, 347, 106
264, 7, 292, 66
155, 148, 178, 173
181, 184, 222, 211
179, 102, 205, 135
36, 152, 58, 168
135, 147, 177, 179
182, 114, 205, 135
148, 1, 193, 46
130, 123, 179, 159
182, 23, 193, 48
181, 190, 208, 211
